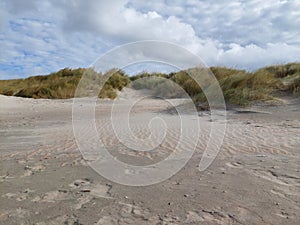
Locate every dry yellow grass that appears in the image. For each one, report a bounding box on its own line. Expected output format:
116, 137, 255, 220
0, 63, 299, 105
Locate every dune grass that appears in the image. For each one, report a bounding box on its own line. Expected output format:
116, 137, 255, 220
129, 63, 299, 106
0, 63, 299, 105
0, 68, 130, 99
192, 65, 298, 105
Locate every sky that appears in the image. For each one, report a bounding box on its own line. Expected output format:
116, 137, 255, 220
1, 0, 300, 79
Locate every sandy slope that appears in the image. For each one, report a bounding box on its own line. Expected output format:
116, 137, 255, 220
0, 90, 300, 225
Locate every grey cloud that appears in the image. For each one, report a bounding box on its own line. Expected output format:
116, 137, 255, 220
3, 0, 38, 14
129, 0, 300, 46
1, 0, 300, 78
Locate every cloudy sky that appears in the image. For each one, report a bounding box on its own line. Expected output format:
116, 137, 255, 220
1, 0, 300, 79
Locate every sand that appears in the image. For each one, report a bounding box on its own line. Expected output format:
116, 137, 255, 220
0, 89, 300, 225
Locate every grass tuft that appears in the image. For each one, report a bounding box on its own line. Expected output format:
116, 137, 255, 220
0, 68, 130, 99
0, 63, 299, 105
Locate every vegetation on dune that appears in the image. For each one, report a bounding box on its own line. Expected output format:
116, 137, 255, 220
131, 73, 169, 90
131, 75, 186, 98
129, 63, 299, 106
0, 68, 82, 99
287, 77, 300, 94
256, 63, 300, 95
98, 69, 130, 99
0, 68, 130, 99
258, 63, 300, 78
0, 63, 299, 105
217, 70, 283, 105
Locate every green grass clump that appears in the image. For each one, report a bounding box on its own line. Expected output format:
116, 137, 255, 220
0, 68, 130, 99
218, 70, 282, 105
130, 64, 299, 106
131, 75, 164, 90
0, 63, 299, 105
258, 63, 300, 78
286, 77, 300, 94
210, 67, 246, 79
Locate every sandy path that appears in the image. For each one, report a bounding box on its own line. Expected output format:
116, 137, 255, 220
0, 91, 300, 224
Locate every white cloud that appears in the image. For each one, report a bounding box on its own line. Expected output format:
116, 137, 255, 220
57, 0, 199, 46
3, 0, 38, 13
129, 0, 300, 45
217, 43, 300, 69
1, 0, 300, 79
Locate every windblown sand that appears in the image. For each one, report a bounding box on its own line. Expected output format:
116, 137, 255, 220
0, 89, 299, 225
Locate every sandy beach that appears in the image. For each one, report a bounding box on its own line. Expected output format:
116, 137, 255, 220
1, 89, 300, 225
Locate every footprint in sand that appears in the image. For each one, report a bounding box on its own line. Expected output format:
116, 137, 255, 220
21, 164, 45, 177
185, 210, 230, 224
2, 188, 35, 202
34, 215, 79, 225
252, 169, 300, 186
40, 190, 70, 203
0, 208, 30, 222
96, 202, 153, 225
68, 179, 114, 210
69, 179, 113, 199
225, 161, 244, 169
0, 173, 15, 181
270, 188, 300, 203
